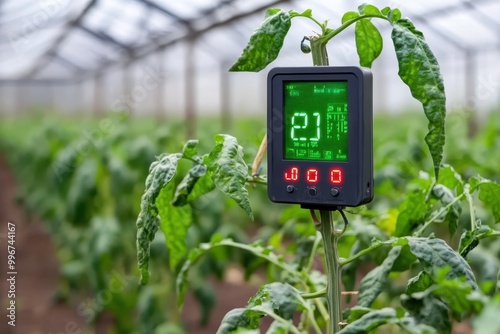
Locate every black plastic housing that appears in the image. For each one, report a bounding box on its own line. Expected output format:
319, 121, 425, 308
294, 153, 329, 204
267, 66, 373, 209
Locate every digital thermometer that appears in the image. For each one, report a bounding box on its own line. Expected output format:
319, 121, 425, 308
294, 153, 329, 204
267, 66, 373, 209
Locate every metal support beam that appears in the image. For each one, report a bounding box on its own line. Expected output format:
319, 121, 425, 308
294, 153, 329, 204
155, 49, 166, 119
53, 53, 85, 73
220, 60, 231, 131
185, 38, 196, 138
93, 74, 104, 116
135, 0, 191, 26
21, 0, 98, 78
464, 49, 478, 137
78, 24, 133, 53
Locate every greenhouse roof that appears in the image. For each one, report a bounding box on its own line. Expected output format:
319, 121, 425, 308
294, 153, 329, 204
0, 0, 498, 82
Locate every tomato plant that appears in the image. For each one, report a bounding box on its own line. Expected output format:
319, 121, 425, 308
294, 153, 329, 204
134, 3, 500, 334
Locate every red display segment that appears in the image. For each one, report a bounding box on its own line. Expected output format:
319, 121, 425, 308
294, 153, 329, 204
306, 168, 319, 184
284, 167, 299, 181
330, 168, 343, 184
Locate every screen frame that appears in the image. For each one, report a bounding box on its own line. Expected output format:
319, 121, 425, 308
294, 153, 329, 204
269, 72, 360, 169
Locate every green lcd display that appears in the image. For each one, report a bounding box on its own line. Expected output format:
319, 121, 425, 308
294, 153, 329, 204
284, 81, 348, 161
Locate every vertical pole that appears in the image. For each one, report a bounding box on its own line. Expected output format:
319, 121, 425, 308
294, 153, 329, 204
185, 37, 196, 138
220, 60, 231, 131
74, 81, 82, 115
93, 74, 103, 117
123, 62, 134, 119
156, 49, 166, 120
16, 84, 25, 117
465, 49, 477, 138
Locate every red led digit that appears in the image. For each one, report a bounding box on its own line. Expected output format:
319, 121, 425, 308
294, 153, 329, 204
306, 168, 318, 183
284, 167, 299, 181
330, 168, 343, 184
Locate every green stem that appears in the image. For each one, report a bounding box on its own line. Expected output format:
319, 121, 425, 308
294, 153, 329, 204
296, 294, 324, 334
305, 232, 322, 272
320, 210, 342, 334
415, 193, 464, 237
302, 288, 327, 299
320, 14, 388, 43
295, 13, 325, 33
339, 239, 393, 267
245, 177, 267, 185
310, 38, 329, 66
464, 184, 476, 231
251, 306, 303, 334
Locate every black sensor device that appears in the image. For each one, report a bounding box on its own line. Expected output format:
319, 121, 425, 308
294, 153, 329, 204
267, 66, 373, 209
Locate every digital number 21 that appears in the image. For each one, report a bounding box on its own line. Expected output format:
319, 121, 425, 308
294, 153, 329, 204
291, 112, 320, 141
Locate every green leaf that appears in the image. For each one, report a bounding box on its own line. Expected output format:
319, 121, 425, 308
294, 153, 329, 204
339, 308, 437, 334
182, 139, 198, 158
355, 19, 383, 68
391, 243, 418, 272
404, 268, 487, 325
136, 153, 181, 284
217, 283, 303, 334
248, 283, 301, 319
346, 306, 372, 322
358, 4, 381, 16
230, 10, 291, 72
358, 246, 402, 307
403, 237, 478, 289
265, 8, 280, 18
341, 11, 359, 24
438, 164, 464, 194
387, 8, 402, 24
391, 19, 446, 179
459, 224, 500, 257
473, 295, 500, 334
157, 184, 192, 269
290, 9, 312, 18
172, 164, 212, 206
431, 270, 486, 317
476, 180, 500, 222
206, 134, 253, 219
406, 271, 433, 295
432, 184, 461, 237
401, 293, 451, 334
395, 190, 427, 237
266, 321, 287, 334
216, 308, 261, 334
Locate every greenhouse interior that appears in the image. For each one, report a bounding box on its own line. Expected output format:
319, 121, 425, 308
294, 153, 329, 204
0, 0, 499, 333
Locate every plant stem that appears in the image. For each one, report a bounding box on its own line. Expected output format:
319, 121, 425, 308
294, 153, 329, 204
305, 232, 323, 272
339, 239, 393, 267
320, 210, 342, 334
251, 306, 303, 334
415, 193, 464, 237
302, 288, 327, 299
310, 37, 329, 66
464, 184, 476, 231
320, 14, 388, 43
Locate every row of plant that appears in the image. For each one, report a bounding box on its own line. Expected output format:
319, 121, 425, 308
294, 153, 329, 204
0, 115, 274, 333
1, 108, 499, 333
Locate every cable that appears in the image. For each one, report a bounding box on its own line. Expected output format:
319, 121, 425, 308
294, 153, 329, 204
309, 206, 348, 236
